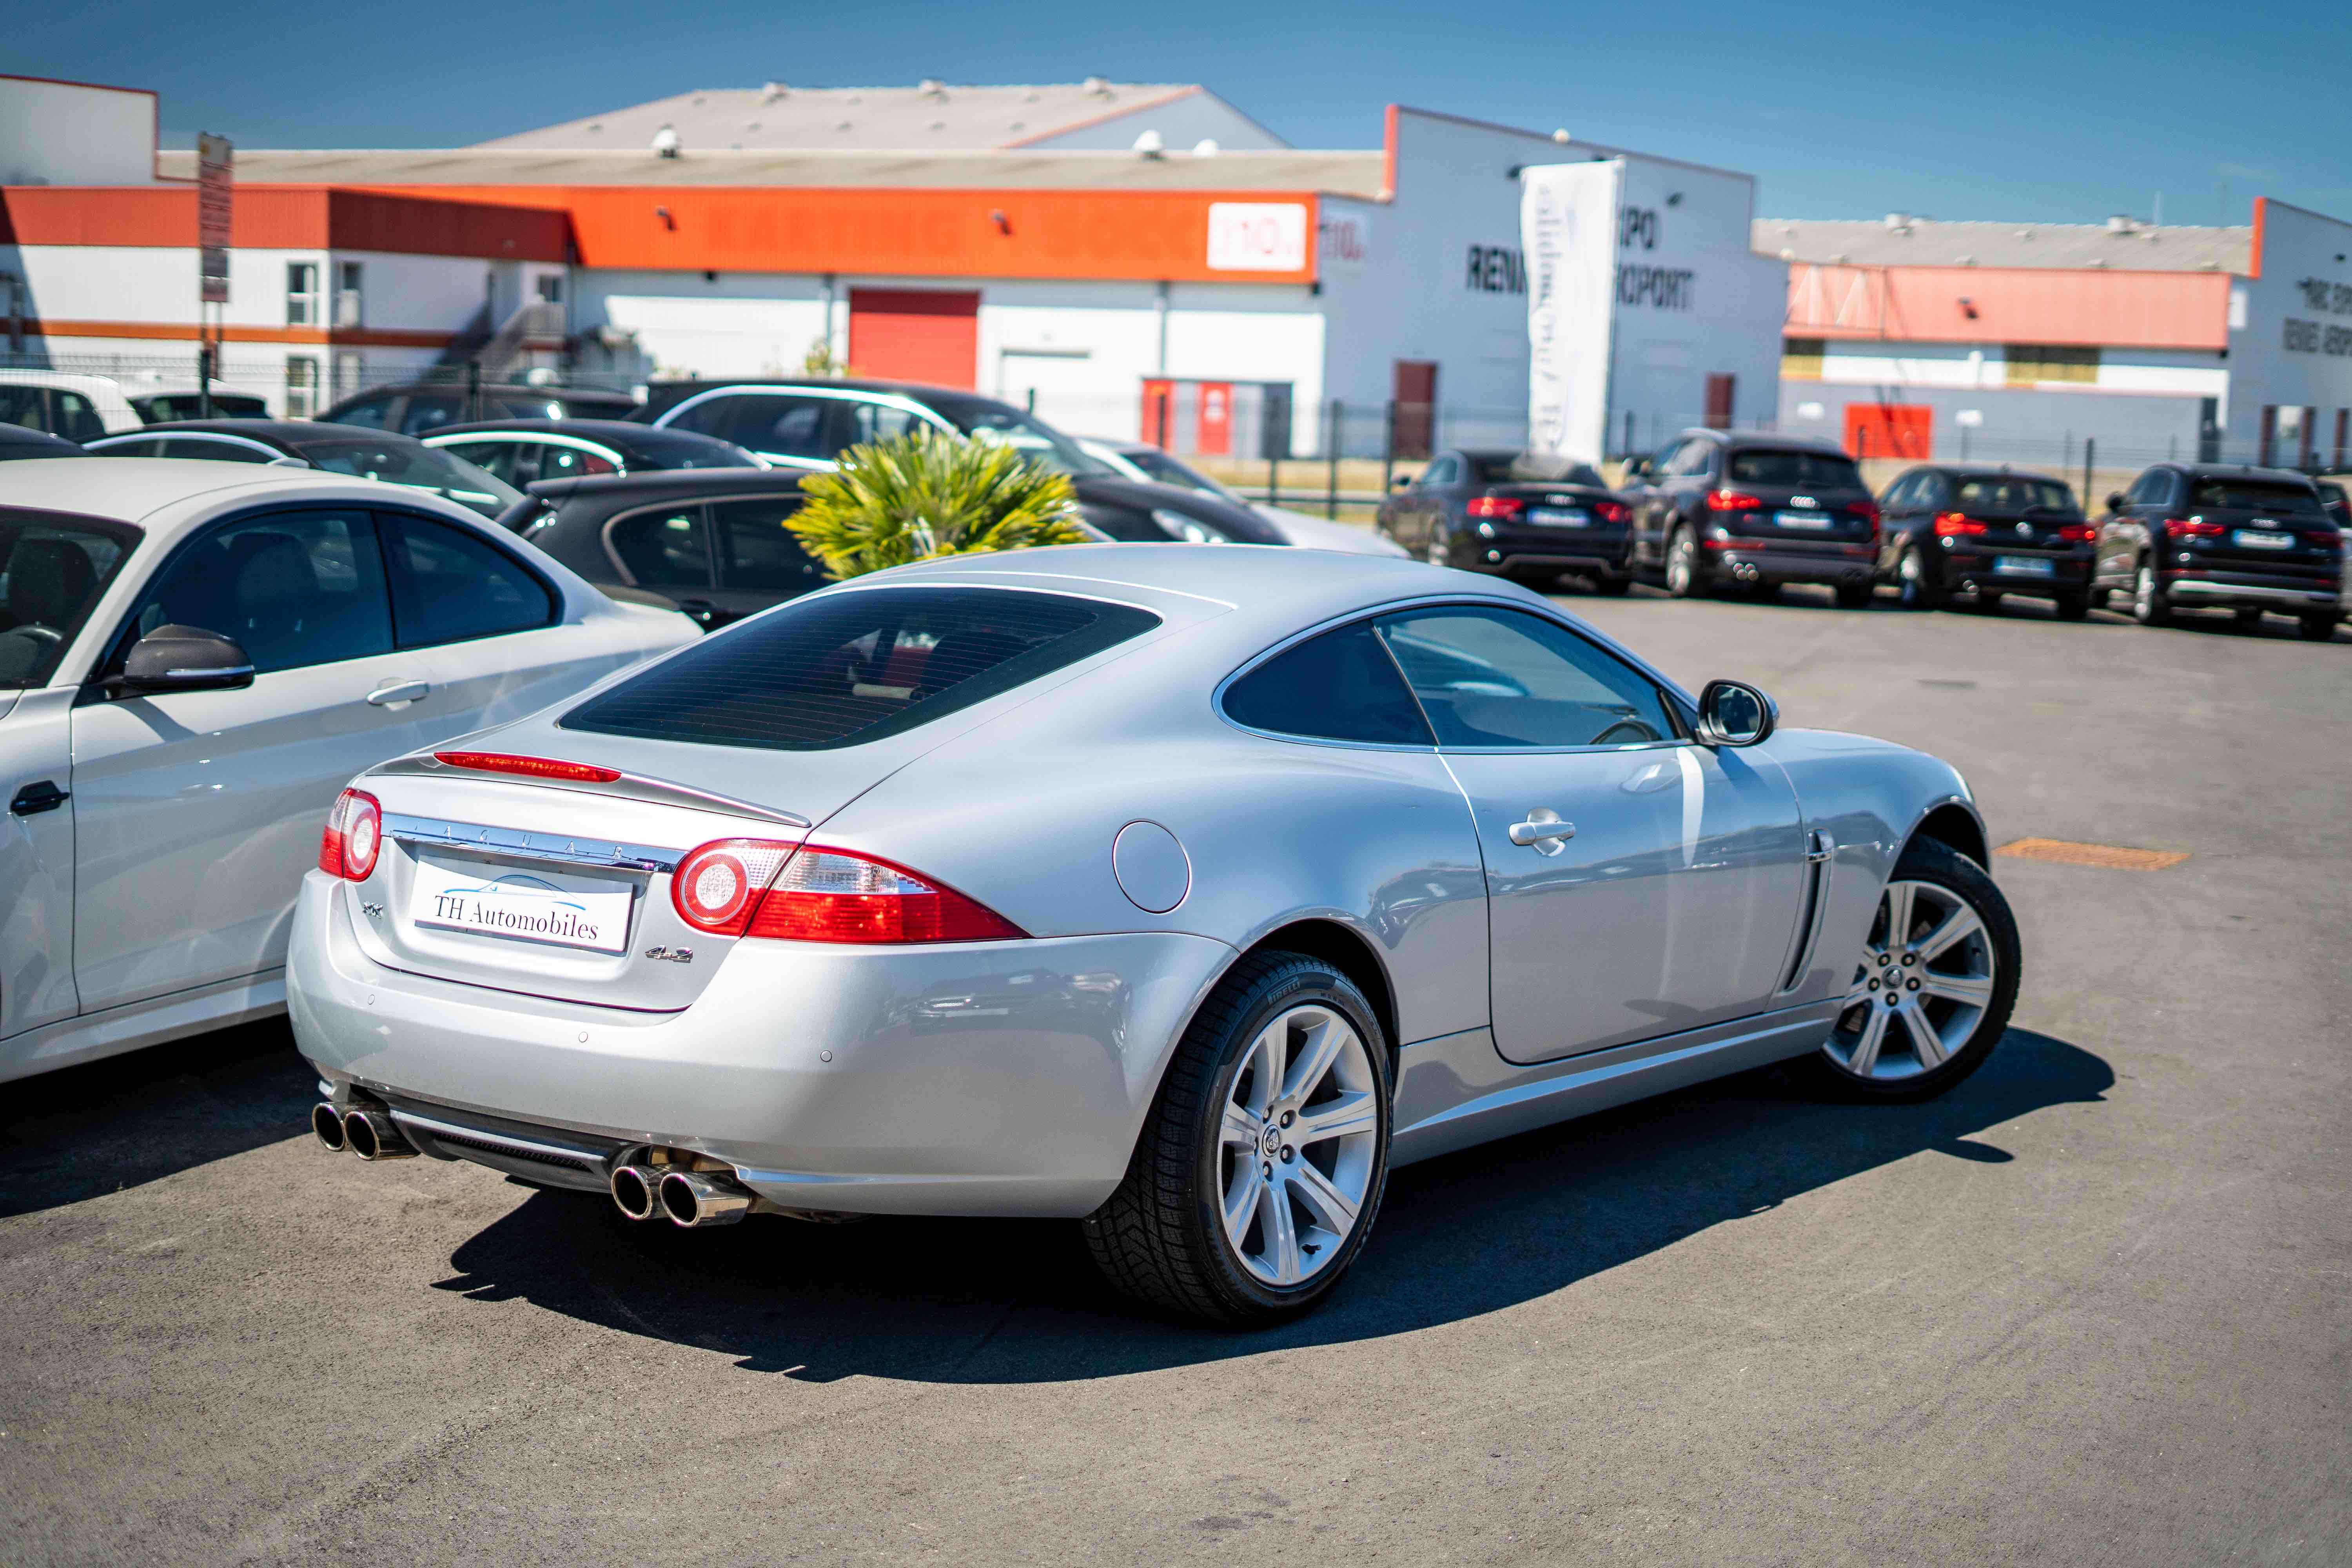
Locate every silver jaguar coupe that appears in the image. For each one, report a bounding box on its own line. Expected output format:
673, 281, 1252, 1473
289, 544, 2019, 1323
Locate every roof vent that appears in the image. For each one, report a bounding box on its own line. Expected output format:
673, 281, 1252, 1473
929, 120, 946, 131
919, 79, 947, 99
1192, 138, 1219, 156
2107, 214, 2134, 232
1083, 76, 1113, 97
1884, 212, 1912, 232
835, 120, 853, 132
691, 95, 707, 106
2015, 228, 2033, 239
651, 124, 681, 158
1552, 128, 1570, 143
2085, 258, 2108, 267
587, 122, 604, 134
762, 82, 788, 102
1008, 120, 1025, 131
1779, 247, 1796, 261
1132, 128, 1165, 157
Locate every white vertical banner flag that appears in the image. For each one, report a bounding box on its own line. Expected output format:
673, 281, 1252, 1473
1522, 160, 1622, 463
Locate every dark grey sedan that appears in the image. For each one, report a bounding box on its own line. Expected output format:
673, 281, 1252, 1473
1376, 448, 1634, 594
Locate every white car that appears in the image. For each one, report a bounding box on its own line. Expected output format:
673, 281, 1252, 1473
0, 370, 267, 440
0, 459, 699, 1082
1078, 437, 1408, 557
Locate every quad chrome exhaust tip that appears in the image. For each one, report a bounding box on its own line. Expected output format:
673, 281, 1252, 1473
657, 1168, 753, 1229
341, 1106, 417, 1162
310, 1102, 348, 1152
609, 1164, 663, 1222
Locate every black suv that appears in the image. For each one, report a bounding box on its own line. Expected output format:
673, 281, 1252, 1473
1374, 448, 1633, 592
2093, 463, 2341, 639
501, 469, 825, 630
320, 382, 639, 438
1875, 465, 2096, 616
1630, 430, 1879, 606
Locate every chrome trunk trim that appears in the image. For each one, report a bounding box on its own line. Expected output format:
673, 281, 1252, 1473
383, 811, 683, 874
364, 753, 811, 828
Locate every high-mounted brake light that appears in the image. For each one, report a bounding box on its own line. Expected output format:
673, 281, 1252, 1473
1465, 495, 1524, 519
433, 751, 622, 784
1933, 511, 1988, 537
746, 846, 1027, 944
1707, 489, 1764, 513
319, 789, 382, 880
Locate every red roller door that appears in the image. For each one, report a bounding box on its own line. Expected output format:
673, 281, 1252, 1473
848, 289, 979, 389
1844, 402, 1931, 461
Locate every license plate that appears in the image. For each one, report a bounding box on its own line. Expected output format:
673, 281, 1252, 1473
2234, 529, 2293, 550
1528, 507, 1589, 527
1775, 510, 1831, 529
410, 855, 634, 953
1992, 555, 2055, 577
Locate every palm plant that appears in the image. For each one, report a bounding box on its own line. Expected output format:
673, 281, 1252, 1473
787, 429, 1088, 580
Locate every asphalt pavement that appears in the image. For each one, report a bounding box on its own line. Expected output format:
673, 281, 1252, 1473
3, 587, 2345, 1565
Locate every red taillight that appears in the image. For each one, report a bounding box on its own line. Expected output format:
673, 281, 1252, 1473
319, 789, 382, 880
433, 751, 622, 784
1847, 499, 1881, 525
1707, 489, 1764, 513
1592, 500, 1630, 524
670, 838, 799, 935
2059, 523, 2096, 543
745, 846, 1027, 944
1933, 512, 1988, 537
1465, 495, 1524, 519
2163, 518, 2226, 539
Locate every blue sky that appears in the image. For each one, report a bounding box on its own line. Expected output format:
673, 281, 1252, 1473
27, 0, 2350, 224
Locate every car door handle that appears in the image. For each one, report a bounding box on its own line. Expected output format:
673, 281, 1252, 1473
10, 780, 70, 815
1508, 811, 1575, 850
365, 680, 431, 706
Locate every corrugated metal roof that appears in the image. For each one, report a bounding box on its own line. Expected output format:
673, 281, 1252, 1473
1755, 216, 2252, 274
156, 146, 1385, 195
470, 81, 1231, 152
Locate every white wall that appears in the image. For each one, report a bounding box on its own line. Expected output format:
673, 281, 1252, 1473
2227, 200, 2352, 460
0, 77, 157, 186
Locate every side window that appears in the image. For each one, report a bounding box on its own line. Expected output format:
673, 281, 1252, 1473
2125, 470, 2176, 508
1221, 621, 1435, 747
377, 512, 556, 646
53, 392, 107, 444
662, 394, 741, 441
840, 399, 929, 448
398, 395, 464, 436
1677, 440, 1718, 478
1376, 606, 1677, 749
536, 445, 618, 481
125, 508, 394, 674
1915, 473, 1950, 510
730, 396, 837, 459
1648, 440, 1688, 478
161, 437, 271, 463
1420, 455, 1460, 488
1882, 474, 1919, 509
332, 396, 394, 430
441, 441, 527, 484
712, 497, 827, 594
608, 505, 711, 589
0, 387, 44, 429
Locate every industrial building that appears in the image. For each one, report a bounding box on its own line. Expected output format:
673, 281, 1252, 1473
1767, 205, 2352, 470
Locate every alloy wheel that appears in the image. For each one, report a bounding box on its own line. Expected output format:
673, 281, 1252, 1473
1665, 531, 1695, 595
2134, 562, 2168, 626
1826, 879, 1998, 1082
1425, 530, 1449, 567
1216, 1004, 1380, 1287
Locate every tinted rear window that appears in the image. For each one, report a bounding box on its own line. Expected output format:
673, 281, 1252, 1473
1222, 621, 1434, 746
1470, 454, 1606, 488
1952, 477, 2076, 517
561, 586, 1160, 751
1727, 449, 1865, 488
2186, 479, 2323, 515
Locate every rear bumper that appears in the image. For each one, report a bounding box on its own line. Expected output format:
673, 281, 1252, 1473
2163, 577, 2341, 611
1942, 550, 2093, 597
1714, 543, 1876, 584
286, 869, 1234, 1218
1466, 530, 1632, 575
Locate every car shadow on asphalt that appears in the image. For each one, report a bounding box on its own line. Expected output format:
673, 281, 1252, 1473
422, 1027, 2110, 1381
0, 1016, 314, 1221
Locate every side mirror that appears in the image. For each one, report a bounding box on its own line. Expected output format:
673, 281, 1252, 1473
1624, 458, 1650, 481
1694, 679, 1776, 747
1391, 473, 1414, 490
113, 624, 254, 697
2105, 492, 2126, 514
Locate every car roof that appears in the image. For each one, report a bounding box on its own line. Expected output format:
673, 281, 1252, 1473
526, 467, 810, 503
113, 420, 437, 448
1925, 464, 2071, 481
1688, 429, 1852, 455
0, 457, 412, 524
347, 381, 635, 399
2164, 462, 2319, 485
648, 376, 1011, 405
428, 418, 724, 443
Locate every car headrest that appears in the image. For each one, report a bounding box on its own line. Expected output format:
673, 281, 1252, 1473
7, 536, 97, 628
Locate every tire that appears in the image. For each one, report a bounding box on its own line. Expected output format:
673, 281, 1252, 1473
2087, 586, 2112, 611
1664, 526, 1705, 598
2053, 591, 2091, 622
1895, 544, 1945, 610
1424, 528, 1451, 568
1834, 582, 1873, 610
2131, 561, 2171, 626
1082, 953, 1393, 1325
1587, 572, 1633, 596
1798, 838, 2020, 1103
2298, 615, 2338, 642
2234, 606, 2266, 630
1975, 591, 2004, 613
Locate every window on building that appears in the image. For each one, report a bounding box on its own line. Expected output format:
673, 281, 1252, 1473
335, 262, 363, 329
286, 262, 322, 327
2004, 345, 2100, 385
285, 357, 321, 419
1782, 337, 1827, 379
534, 274, 564, 304
332, 350, 365, 402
